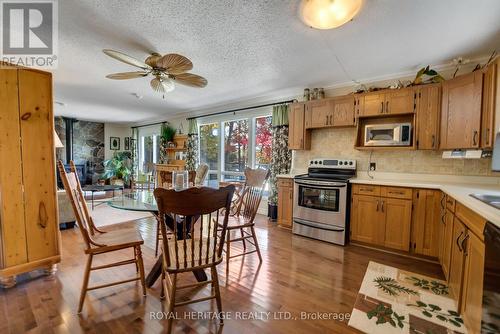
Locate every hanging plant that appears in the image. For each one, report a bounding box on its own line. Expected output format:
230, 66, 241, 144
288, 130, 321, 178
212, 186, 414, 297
412, 66, 445, 85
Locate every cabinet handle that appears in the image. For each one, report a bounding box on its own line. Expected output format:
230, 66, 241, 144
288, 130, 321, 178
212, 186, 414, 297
389, 191, 404, 195
360, 187, 373, 192
385, 101, 389, 113
431, 135, 435, 149
329, 115, 333, 125
472, 130, 478, 146
380, 102, 384, 113
456, 231, 464, 252
441, 212, 446, 225
461, 234, 470, 255
485, 128, 490, 146
440, 194, 445, 209
325, 115, 329, 125
380, 200, 384, 212
376, 200, 379, 212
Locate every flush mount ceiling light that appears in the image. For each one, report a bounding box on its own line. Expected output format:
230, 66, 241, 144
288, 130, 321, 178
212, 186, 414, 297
300, 0, 363, 29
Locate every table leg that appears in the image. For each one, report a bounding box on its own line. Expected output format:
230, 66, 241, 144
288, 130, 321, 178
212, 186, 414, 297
91, 192, 94, 210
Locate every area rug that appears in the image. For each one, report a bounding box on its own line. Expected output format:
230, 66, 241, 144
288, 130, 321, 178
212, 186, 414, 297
89, 203, 153, 227
348, 261, 467, 334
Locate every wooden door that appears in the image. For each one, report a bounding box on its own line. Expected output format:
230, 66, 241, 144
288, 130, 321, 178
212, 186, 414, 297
332, 96, 355, 127
416, 85, 441, 149
277, 179, 293, 228
0, 69, 28, 268
461, 231, 485, 334
359, 93, 385, 116
288, 103, 309, 150
411, 189, 441, 257
441, 209, 454, 280
18, 69, 59, 262
383, 198, 412, 251
351, 195, 384, 245
440, 71, 483, 149
480, 60, 497, 148
448, 218, 467, 301
306, 99, 334, 128
386, 88, 415, 115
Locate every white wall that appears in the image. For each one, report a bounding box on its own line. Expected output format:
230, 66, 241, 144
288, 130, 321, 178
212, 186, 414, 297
104, 123, 132, 160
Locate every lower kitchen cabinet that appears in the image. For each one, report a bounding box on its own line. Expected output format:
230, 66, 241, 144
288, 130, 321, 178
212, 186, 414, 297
383, 198, 412, 251
448, 218, 467, 301
440, 207, 454, 280
411, 189, 441, 257
351, 194, 384, 245
277, 178, 294, 228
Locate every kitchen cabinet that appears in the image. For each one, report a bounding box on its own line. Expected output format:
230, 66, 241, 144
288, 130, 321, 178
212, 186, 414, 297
440, 71, 483, 149
440, 206, 454, 280
277, 178, 294, 229
448, 218, 468, 302
305, 99, 334, 128
357, 88, 415, 117
351, 194, 384, 245
411, 189, 441, 257
332, 95, 356, 127
415, 84, 441, 150
351, 185, 412, 251
480, 59, 497, 149
288, 103, 310, 150
461, 231, 485, 334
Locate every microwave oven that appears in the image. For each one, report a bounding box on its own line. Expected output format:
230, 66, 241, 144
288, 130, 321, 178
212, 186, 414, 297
364, 123, 412, 146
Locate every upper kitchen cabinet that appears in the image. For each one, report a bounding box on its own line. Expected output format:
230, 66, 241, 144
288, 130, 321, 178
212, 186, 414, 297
357, 87, 415, 117
332, 95, 356, 127
415, 84, 441, 150
288, 103, 310, 150
305, 99, 334, 128
440, 71, 483, 149
480, 58, 497, 149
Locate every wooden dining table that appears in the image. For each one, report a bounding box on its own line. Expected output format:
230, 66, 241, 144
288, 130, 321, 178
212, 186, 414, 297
107, 190, 207, 287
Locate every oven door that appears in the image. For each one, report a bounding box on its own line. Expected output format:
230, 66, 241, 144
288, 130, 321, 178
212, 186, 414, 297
293, 179, 347, 227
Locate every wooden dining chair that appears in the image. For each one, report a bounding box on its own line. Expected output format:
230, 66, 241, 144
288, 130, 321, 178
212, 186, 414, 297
219, 168, 270, 278
154, 169, 196, 256
154, 185, 234, 333
57, 160, 147, 313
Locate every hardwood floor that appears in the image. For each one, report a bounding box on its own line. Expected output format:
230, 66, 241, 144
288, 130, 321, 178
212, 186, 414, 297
0, 215, 443, 334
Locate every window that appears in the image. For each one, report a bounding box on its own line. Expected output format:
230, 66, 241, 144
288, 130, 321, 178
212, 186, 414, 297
139, 133, 160, 172
198, 112, 272, 191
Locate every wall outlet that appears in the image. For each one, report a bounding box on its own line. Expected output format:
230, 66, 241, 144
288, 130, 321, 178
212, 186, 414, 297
370, 162, 376, 171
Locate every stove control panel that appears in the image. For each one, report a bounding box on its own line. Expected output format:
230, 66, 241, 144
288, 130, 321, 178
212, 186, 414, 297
308, 158, 356, 169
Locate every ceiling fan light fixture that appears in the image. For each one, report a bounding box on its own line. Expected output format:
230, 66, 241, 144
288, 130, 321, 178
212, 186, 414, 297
300, 0, 363, 29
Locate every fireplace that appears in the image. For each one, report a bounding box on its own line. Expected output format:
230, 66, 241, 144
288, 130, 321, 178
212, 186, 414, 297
57, 163, 87, 188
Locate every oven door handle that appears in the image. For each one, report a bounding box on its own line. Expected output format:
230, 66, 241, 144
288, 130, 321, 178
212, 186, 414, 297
293, 218, 345, 232
294, 180, 347, 188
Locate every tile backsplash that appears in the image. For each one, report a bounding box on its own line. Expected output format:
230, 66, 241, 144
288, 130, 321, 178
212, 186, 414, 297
292, 127, 499, 177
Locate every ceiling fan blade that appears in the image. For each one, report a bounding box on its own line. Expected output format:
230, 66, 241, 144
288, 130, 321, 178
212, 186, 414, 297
106, 71, 149, 80
156, 54, 193, 74
173, 73, 207, 88
103, 49, 152, 70
150, 77, 175, 93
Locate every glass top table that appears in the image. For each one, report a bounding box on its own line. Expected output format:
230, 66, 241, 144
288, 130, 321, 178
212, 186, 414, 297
108, 190, 158, 212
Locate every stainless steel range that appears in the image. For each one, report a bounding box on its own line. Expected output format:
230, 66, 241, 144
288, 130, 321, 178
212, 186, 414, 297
293, 158, 356, 245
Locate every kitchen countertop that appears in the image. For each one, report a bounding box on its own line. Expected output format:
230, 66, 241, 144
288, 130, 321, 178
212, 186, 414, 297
351, 175, 500, 228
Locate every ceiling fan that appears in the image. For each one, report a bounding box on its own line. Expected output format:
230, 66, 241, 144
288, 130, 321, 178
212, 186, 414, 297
103, 49, 207, 94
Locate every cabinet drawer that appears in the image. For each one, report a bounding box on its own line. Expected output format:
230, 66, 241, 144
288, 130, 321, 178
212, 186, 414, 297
277, 178, 294, 188
353, 184, 380, 196
455, 203, 486, 241
381, 186, 412, 199
446, 196, 456, 212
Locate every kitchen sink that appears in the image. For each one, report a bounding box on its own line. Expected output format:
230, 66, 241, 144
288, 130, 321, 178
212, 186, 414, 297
470, 194, 500, 209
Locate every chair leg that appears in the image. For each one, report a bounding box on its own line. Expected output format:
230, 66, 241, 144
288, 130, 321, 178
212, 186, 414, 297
133, 247, 138, 273
167, 273, 177, 334
155, 219, 160, 257
78, 254, 93, 313
240, 227, 246, 250
135, 246, 147, 296
250, 226, 262, 263
225, 232, 231, 279
160, 270, 166, 299
211, 266, 224, 326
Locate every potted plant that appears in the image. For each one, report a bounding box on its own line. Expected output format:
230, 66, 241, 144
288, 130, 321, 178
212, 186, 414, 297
159, 123, 177, 163
102, 151, 132, 187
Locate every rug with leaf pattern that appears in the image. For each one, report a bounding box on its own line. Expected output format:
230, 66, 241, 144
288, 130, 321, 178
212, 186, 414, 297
348, 261, 467, 334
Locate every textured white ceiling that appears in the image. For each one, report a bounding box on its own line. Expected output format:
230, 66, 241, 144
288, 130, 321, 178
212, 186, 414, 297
54, 0, 500, 123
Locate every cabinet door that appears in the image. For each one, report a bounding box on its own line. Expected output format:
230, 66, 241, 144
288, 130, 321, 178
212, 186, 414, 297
411, 189, 441, 257
288, 103, 309, 150
461, 231, 485, 334
386, 88, 415, 115
440, 71, 483, 149
306, 99, 334, 128
359, 93, 385, 116
441, 209, 454, 280
332, 96, 355, 127
416, 85, 441, 150
18, 69, 59, 262
448, 218, 467, 301
480, 60, 497, 148
383, 198, 412, 251
351, 195, 384, 245
277, 180, 293, 228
